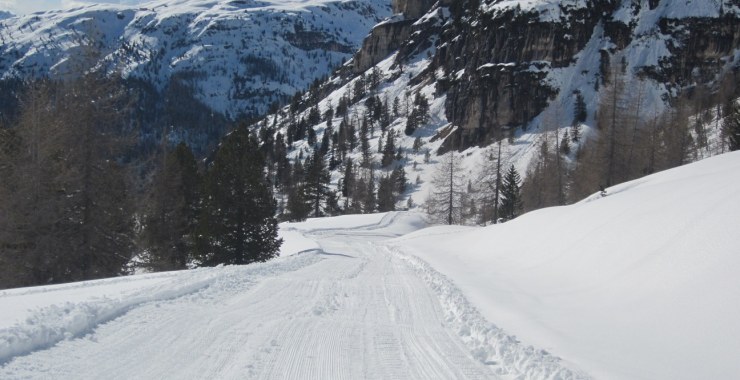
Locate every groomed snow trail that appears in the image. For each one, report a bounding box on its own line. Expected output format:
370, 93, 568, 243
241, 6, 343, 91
1, 213, 497, 379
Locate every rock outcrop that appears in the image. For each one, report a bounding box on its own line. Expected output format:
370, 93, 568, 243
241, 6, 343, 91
352, 0, 440, 73
392, 0, 437, 19
352, 18, 416, 73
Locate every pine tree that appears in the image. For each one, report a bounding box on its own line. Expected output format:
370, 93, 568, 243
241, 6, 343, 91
573, 91, 587, 124
341, 158, 355, 198
286, 183, 311, 222
304, 152, 331, 217
392, 165, 407, 195
0, 73, 135, 286
360, 168, 377, 213
560, 130, 571, 155
197, 127, 282, 266
381, 131, 396, 167
725, 100, 740, 151
499, 165, 523, 221
405, 93, 430, 136
377, 175, 396, 212
142, 143, 201, 271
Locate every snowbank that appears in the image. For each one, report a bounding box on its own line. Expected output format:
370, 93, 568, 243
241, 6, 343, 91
391, 151, 740, 380
0, 253, 322, 365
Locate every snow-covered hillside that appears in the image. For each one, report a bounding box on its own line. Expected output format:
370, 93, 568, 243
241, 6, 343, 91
391, 150, 740, 379
0, 0, 391, 118
2, 151, 739, 379
255, 0, 739, 214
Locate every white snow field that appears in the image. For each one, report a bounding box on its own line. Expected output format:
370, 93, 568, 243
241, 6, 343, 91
392, 151, 740, 380
2, 151, 739, 379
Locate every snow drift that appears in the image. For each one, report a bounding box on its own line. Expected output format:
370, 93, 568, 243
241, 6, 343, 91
392, 151, 740, 379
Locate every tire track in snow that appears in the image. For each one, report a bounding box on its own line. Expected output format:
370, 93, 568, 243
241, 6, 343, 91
3, 212, 525, 379
0, 252, 323, 368
389, 246, 592, 380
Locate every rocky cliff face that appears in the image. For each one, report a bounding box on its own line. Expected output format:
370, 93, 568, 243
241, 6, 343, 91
438, 4, 610, 149
352, 17, 415, 73
433, 0, 740, 151
392, 0, 437, 19
351, 0, 440, 74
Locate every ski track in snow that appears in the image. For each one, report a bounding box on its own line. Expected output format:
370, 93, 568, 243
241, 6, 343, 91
1, 212, 583, 379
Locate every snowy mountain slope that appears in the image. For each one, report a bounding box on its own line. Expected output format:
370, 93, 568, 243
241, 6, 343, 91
255, 0, 739, 213
0, 0, 391, 118
0, 211, 587, 379
390, 150, 740, 380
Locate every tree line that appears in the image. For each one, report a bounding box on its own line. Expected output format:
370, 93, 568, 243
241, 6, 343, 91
0, 74, 281, 289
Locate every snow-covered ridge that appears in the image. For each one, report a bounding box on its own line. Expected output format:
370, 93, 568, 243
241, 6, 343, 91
0, 0, 391, 118
483, 0, 739, 21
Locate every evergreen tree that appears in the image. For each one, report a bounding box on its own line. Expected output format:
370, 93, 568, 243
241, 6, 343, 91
307, 105, 321, 126
286, 183, 311, 222
381, 131, 396, 167
725, 100, 740, 151
499, 165, 523, 221
392, 166, 408, 195
0, 73, 135, 287
412, 136, 423, 153
341, 158, 355, 198
573, 91, 587, 124
304, 152, 331, 217
142, 143, 201, 271
361, 168, 377, 213
197, 127, 282, 266
560, 130, 572, 155
377, 175, 396, 212
405, 93, 430, 136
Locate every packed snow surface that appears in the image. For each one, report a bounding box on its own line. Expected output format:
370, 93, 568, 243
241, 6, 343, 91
2, 152, 739, 379
0, 212, 583, 379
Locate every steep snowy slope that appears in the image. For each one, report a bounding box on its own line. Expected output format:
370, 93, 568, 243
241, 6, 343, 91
391, 150, 740, 379
0, 0, 391, 118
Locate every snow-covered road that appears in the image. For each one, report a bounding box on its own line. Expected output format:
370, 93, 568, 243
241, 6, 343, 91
1, 213, 500, 379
